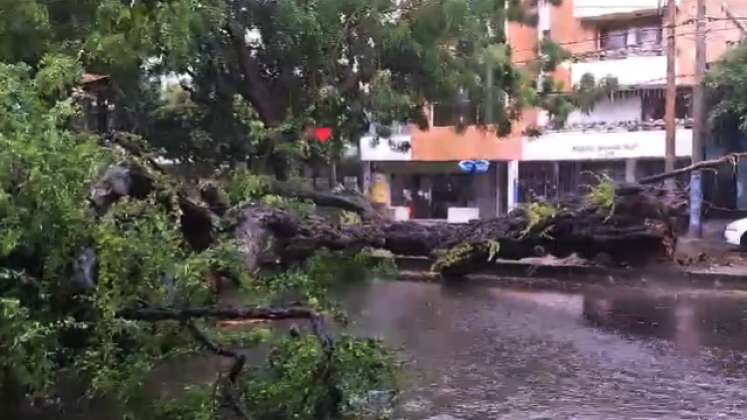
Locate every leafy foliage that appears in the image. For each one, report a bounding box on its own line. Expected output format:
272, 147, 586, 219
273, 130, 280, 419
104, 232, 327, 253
433, 243, 476, 272
153, 385, 217, 420
223, 168, 271, 205
339, 210, 363, 226
0, 61, 396, 418
572, 73, 620, 115
521, 202, 558, 236
432, 239, 502, 272
243, 335, 397, 420
706, 43, 747, 144
535, 72, 620, 129
139, 0, 564, 167
585, 173, 616, 211
0, 1, 580, 171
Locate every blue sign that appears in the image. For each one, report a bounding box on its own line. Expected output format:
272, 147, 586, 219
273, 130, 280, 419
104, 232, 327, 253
473, 160, 490, 173
458, 160, 490, 174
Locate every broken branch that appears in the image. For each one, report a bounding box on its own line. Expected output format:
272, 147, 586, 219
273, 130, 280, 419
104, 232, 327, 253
118, 305, 320, 323
267, 180, 377, 219
184, 321, 252, 420
639, 152, 747, 184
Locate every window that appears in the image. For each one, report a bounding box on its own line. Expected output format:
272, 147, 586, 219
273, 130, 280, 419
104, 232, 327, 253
599, 19, 662, 51
636, 26, 661, 47
600, 29, 628, 50
641, 88, 693, 121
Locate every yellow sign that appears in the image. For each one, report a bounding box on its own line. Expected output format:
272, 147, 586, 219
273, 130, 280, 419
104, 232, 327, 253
369, 173, 390, 205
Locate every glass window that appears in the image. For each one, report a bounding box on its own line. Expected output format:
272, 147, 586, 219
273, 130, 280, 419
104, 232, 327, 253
600, 29, 627, 50
636, 26, 661, 47
600, 23, 662, 50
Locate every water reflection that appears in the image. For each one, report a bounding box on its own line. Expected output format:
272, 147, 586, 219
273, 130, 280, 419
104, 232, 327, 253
341, 280, 747, 419
9, 279, 747, 419
583, 286, 747, 352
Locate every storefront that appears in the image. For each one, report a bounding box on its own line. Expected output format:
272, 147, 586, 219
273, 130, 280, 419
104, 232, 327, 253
368, 161, 509, 222
518, 128, 693, 203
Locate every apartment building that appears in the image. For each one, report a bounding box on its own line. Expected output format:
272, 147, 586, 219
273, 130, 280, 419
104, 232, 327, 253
360, 0, 747, 222
521, 0, 747, 205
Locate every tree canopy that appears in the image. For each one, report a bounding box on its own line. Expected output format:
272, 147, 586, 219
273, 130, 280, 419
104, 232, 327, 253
0, 0, 562, 168
0, 2, 577, 418
706, 42, 747, 145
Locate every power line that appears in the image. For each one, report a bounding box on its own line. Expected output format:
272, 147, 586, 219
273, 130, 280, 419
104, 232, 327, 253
511, 18, 744, 58
511, 25, 745, 65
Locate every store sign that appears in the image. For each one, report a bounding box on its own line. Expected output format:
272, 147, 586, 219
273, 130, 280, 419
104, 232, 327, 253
522, 129, 693, 161
458, 160, 490, 174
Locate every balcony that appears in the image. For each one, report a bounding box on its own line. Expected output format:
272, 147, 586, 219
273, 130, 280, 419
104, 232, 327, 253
571, 54, 667, 87
574, 0, 675, 20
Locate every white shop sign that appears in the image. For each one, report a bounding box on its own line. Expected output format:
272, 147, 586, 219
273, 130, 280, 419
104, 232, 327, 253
522, 129, 693, 161
359, 134, 412, 161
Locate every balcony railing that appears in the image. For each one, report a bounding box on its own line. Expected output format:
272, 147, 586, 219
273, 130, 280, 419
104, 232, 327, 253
571, 54, 667, 87
541, 118, 694, 135
574, 0, 672, 19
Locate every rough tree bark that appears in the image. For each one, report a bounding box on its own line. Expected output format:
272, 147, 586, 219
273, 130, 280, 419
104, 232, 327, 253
95, 135, 711, 278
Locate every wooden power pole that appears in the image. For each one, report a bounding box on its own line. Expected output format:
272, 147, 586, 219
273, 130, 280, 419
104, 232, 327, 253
689, 0, 707, 238
664, 0, 677, 174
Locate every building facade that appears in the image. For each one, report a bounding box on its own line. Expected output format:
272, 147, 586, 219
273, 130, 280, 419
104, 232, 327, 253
360, 0, 747, 222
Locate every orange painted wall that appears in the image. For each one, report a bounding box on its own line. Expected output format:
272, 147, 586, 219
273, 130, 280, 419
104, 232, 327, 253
550, 0, 596, 91
677, 0, 747, 85
407, 19, 538, 162
508, 21, 538, 65
410, 126, 522, 161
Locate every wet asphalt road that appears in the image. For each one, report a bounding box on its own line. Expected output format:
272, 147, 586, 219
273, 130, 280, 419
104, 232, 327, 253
341, 280, 747, 420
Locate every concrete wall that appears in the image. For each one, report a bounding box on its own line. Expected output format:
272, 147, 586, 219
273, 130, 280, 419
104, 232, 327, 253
677, 0, 747, 86
571, 55, 667, 87
474, 167, 497, 219
567, 95, 642, 124
574, 0, 678, 19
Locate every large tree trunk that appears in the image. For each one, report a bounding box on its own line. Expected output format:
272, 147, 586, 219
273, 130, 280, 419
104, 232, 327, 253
92, 136, 688, 277
225, 183, 683, 274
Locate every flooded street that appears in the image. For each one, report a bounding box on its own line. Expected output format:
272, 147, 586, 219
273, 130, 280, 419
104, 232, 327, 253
10, 278, 747, 420
340, 280, 747, 419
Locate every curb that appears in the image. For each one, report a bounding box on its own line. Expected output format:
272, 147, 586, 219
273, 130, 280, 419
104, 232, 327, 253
376, 256, 747, 291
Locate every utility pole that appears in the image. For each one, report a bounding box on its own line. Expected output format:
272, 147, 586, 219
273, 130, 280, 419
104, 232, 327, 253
689, 0, 707, 238
485, 59, 495, 125
722, 2, 747, 39
664, 0, 677, 174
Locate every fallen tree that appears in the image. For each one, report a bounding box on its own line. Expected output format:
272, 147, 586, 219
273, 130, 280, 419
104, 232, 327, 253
0, 72, 395, 420
91, 136, 693, 276
4, 90, 728, 418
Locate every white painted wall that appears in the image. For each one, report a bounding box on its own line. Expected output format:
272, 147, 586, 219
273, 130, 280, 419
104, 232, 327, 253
574, 0, 677, 19
538, 0, 552, 33
359, 134, 412, 161
447, 208, 480, 224
567, 95, 642, 125
571, 55, 667, 87
507, 160, 519, 211
522, 129, 693, 161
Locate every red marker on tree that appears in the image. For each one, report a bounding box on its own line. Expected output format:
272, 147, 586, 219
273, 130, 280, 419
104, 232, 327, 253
313, 127, 332, 144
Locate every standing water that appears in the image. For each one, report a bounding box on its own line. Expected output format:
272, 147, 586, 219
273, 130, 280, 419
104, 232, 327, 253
340, 279, 747, 419
9, 279, 747, 419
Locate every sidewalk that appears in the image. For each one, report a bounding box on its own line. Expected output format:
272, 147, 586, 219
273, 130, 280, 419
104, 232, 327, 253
675, 218, 747, 279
